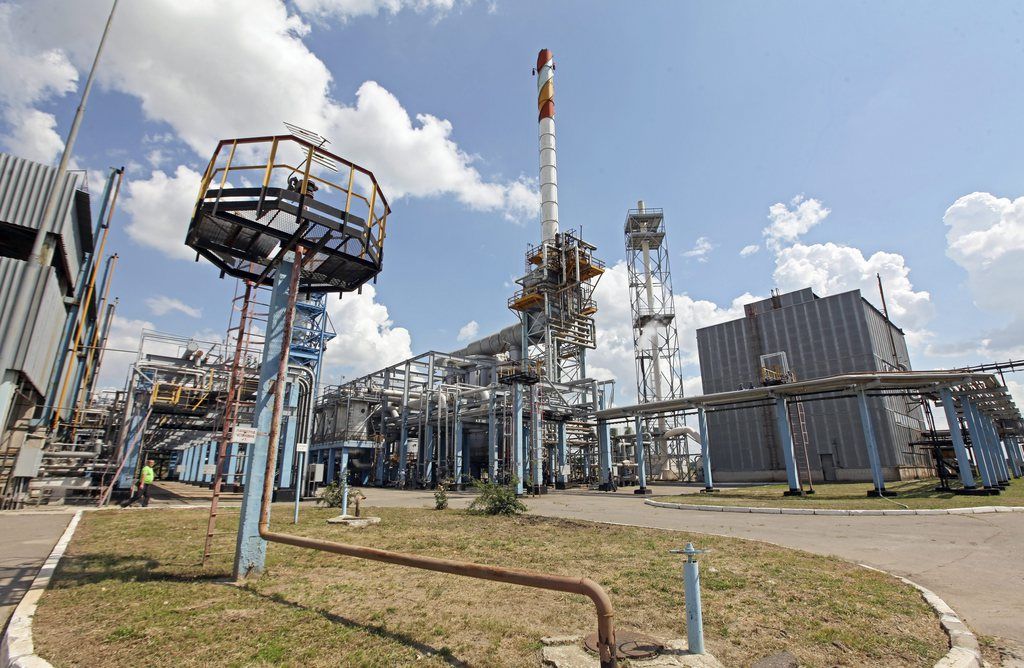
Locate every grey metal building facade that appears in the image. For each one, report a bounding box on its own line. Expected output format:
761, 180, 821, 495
695, 288, 930, 482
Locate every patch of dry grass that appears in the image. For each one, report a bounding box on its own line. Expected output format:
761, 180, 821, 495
34, 505, 948, 667
658, 477, 1024, 509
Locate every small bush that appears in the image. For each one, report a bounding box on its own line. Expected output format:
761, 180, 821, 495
468, 480, 526, 516
434, 483, 449, 510
316, 481, 346, 508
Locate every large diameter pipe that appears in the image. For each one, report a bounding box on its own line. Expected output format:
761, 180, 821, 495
537, 48, 558, 242
255, 250, 617, 666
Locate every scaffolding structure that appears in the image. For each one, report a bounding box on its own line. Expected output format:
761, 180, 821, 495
624, 203, 691, 482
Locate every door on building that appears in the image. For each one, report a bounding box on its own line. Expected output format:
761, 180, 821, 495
819, 453, 837, 482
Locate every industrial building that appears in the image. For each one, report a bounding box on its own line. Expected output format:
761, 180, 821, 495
695, 287, 930, 483
0, 154, 121, 506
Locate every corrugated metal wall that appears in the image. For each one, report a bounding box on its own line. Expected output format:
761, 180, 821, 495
0, 154, 91, 398
696, 289, 925, 479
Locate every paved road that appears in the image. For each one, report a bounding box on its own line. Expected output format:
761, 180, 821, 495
0, 512, 73, 632
358, 486, 1024, 646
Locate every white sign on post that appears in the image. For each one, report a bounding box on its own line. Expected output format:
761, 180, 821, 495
296, 442, 309, 453
202, 464, 216, 475
232, 426, 258, 444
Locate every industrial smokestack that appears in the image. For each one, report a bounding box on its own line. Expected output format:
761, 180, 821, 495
536, 49, 558, 242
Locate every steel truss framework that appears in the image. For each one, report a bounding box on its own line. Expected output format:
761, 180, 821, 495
624, 205, 692, 482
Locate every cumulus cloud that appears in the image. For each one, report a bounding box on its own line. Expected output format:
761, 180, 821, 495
682, 236, 714, 262
120, 165, 203, 260
763, 195, 830, 251
457, 320, 479, 342
295, 0, 464, 22
739, 244, 759, 257
0, 0, 535, 255
145, 295, 202, 318
322, 284, 413, 381
773, 242, 933, 333
0, 5, 77, 163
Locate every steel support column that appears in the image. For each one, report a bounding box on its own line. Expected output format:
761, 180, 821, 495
697, 407, 714, 492
774, 397, 801, 494
234, 252, 295, 580
633, 414, 649, 493
531, 384, 543, 494
983, 419, 1010, 483
513, 381, 524, 495
453, 396, 464, 488
555, 421, 567, 489
939, 388, 977, 489
856, 390, 887, 494
961, 397, 996, 489
487, 390, 498, 481
226, 441, 239, 486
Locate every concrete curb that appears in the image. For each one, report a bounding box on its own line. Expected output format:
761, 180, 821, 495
858, 564, 982, 668
645, 499, 1024, 516
1, 511, 82, 668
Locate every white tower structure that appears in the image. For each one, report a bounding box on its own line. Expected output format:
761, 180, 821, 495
625, 202, 691, 479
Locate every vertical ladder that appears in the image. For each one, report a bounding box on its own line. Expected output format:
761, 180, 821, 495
790, 401, 815, 493
202, 280, 261, 564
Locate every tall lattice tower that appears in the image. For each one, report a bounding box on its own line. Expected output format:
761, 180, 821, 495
625, 201, 690, 479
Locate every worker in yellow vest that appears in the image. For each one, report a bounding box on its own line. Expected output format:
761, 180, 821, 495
120, 459, 156, 508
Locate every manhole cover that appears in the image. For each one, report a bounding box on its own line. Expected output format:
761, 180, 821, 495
583, 631, 664, 660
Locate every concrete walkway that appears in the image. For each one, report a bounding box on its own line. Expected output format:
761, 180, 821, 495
0, 512, 73, 633
355, 486, 1024, 649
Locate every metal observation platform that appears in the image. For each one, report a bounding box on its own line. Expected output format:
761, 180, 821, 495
185, 134, 390, 292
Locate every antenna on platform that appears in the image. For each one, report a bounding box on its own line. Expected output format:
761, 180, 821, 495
283, 122, 339, 172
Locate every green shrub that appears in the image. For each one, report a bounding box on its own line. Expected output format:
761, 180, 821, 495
434, 483, 449, 510
316, 481, 346, 508
468, 479, 526, 516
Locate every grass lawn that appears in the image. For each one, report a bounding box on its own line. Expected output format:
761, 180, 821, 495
656, 477, 1024, 510
34, 505, 948, 667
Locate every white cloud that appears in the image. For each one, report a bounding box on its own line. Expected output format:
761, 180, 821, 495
682, 236, 714, 262
739, 244, 759, 257
322, 283, 413, 381
120, 165, 202, 261
457, 320, 479, 342
145, 295, 202, 318
763, 195, 830, 251
1, 0, 535, 256
0, 5, 77, 163
295, 0, 462, 22
773, 242, 933, 332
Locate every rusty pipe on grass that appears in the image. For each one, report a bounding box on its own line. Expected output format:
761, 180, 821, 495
253, 248, 617, 666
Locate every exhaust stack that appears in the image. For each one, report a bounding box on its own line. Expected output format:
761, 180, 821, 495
536, 49, 559, 242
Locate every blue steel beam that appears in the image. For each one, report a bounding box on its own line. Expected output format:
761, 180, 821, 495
234, 252, 295, 580
513, 382, 524, 495
774, 397, 802, 494
961, 396, 996, 489
939, 388, 977, 489
555, 421, 567, 489
856, 390, 887, 494
697, 407, 714, 492
633, 414, 648, 493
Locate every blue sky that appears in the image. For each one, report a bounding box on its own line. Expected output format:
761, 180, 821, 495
2, 0, 1023, 404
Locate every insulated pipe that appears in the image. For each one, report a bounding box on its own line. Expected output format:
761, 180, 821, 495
536, 48, 559, 242
450, 323, 522, 358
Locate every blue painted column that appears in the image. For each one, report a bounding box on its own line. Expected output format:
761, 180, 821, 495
203, 441, 216, 484
939, 388, 977, 489
397, 363, 411, 487
226, 442, 239, 485
531, 384, 543, 493
187, 446, 198, 483
278, 380, 299, 490
180, 447, 190, 481
698, 407, 714, 491
856, 390, 887, 494
375, 443, 386, 484
234, 252, 295, 580
597, 389, 613, 490
512, 382, 524, 494
116, 411, 145, 489
633, 414, 648, 492
972, 400, 1003, 487
1007, 437, 1023, 478
168, 451, 179, 478
453, 396, 464, 487
774, 397, 802, 494
340, 447, 350, 513
555, 421, 567, 489
326, 448, 337, 484
423, 401, 435, 488
961, 397, 996, 489
487, 390, 498, 481
984, 419, 1010, 483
